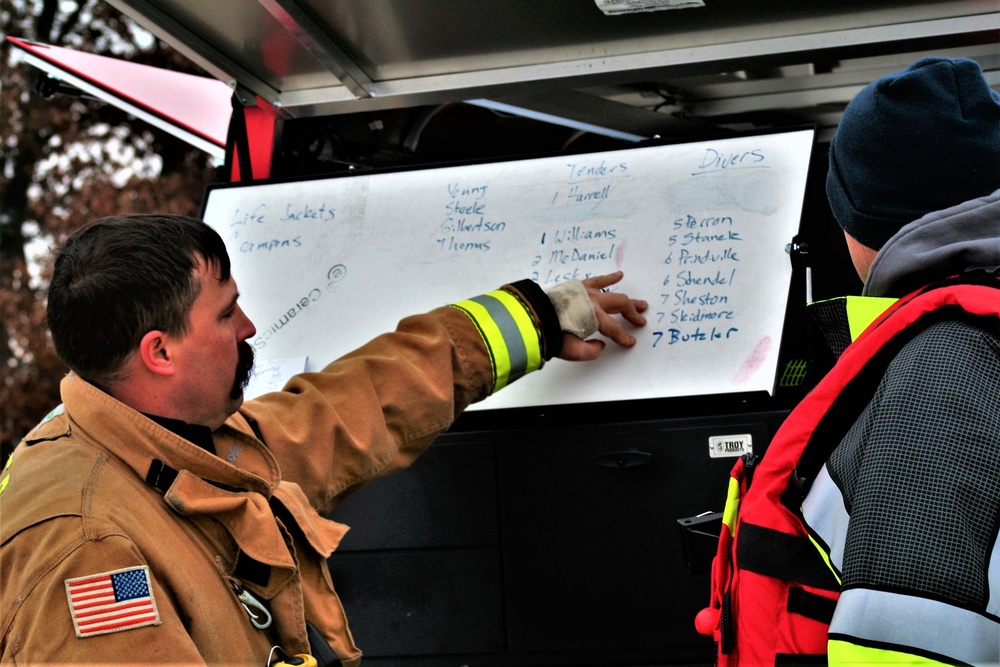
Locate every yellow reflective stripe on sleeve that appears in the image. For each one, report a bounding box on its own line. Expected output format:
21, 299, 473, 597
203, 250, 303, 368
453, 299, 507, 390
452, 289, 543, 392
488, 289, 543, 371
478, 290, 542, 368
723, 476, 741, 536
806, 531, 842, 586
829, 639, 949, 666
0, 455, 10, 495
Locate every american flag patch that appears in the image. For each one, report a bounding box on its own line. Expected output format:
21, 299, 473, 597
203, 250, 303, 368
65, 566, 161, 638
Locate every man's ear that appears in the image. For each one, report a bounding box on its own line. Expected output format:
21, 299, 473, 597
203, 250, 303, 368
138, 330, 175, 377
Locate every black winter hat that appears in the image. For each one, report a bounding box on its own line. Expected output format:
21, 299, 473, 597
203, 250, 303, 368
826, 56, 1000, 250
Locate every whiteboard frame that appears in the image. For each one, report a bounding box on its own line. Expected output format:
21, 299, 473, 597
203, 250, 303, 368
201, 126, 817, 421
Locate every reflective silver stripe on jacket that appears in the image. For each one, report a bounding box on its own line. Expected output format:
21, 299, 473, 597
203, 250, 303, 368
465, 293, 531, 382
801, 463, 848, 573
831, 588, 1000, 665
993, 542, 1000, 619
803, 462, 1000, 663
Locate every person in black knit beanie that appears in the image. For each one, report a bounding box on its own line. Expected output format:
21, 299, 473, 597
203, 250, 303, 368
700, 56, 1000, 666
826, 56, 1000, 278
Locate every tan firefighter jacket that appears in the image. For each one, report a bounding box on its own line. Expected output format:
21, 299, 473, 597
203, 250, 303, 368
1, 280, 577, 666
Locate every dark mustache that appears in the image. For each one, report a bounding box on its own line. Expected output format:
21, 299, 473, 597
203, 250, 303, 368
231, 341, 256, 400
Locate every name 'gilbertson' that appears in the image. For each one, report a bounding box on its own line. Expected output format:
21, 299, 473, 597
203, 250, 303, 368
439, 216, 507, 233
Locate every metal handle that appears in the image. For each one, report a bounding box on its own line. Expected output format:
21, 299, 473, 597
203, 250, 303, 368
592, 448, 652, 468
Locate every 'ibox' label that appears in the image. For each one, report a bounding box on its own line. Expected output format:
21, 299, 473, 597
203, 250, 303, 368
708, 434, 753, 458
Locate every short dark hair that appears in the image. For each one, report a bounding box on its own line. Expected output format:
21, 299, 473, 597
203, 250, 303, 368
47, 214, 231, 387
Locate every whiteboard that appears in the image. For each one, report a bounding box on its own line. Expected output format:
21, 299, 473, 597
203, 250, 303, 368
202, 128, 814, 410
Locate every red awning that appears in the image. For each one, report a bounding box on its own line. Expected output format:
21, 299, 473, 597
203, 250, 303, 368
8, 36, 232, 159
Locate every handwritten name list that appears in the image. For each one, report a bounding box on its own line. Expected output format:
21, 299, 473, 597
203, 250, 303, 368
201, 129, 814, 407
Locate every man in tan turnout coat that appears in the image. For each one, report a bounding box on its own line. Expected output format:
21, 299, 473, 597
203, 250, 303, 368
1, 214, 647, 665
